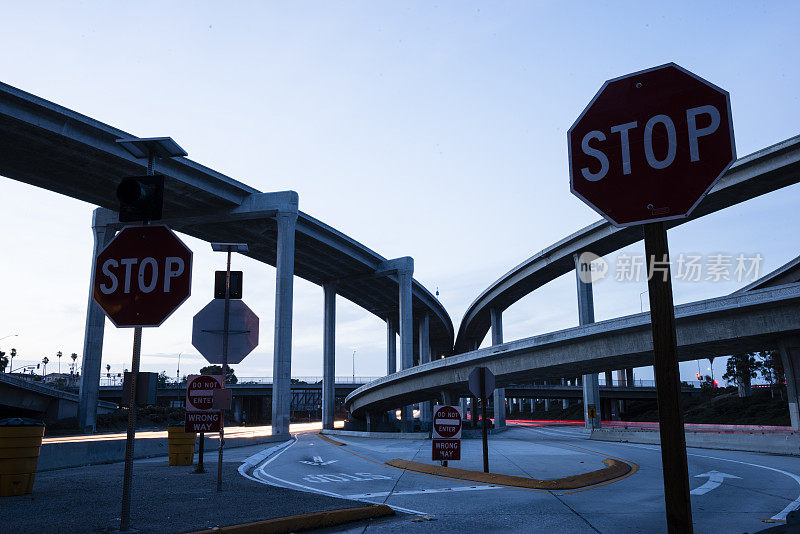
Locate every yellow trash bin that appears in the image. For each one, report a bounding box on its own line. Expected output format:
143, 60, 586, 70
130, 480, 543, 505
0, 418, 45, 497
167, 426, 196, 466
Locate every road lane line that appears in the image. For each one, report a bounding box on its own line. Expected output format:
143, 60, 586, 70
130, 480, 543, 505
242, 434, 429, 516
567, 434, 800, 520
346, 485, 507, 499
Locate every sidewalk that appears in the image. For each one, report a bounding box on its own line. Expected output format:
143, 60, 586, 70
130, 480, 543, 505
1, 445, 366, 533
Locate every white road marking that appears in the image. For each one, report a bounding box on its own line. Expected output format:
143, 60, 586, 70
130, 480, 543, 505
569, 437, 800, 521
303, 472, 392, 483
346, 485, 507, 499
299, 455, 338, 466
239, 434, 429, 516
690, 471, 741, 495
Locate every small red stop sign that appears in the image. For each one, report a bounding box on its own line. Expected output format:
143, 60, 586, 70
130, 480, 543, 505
93, 225, 192, 327
569, 63, 735, 227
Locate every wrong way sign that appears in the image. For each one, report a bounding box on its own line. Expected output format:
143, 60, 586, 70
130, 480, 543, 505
432, 405, 462, 462
185, 374, 223, 433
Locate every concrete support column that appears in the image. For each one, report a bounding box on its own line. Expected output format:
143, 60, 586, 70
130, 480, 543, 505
544, 399, 550, 411
779, 338, 800, 430
562, 378, 569, 410
626, 368, 635, 387
615, 369, 626, 415
460, 398, 468, 421
271, 210, 297, 437
78, 210, 116, 433
398, 261, 414, 432
418, 314, 432, 425
386, 315, 397, 375
322, 283, 336, 430
575, 253, 601, 430
604, 370, 613, 387
490, 307, 506, 430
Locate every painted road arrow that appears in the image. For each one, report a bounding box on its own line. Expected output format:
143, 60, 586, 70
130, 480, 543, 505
300, 456, 338, 466
690, 471, 741, 495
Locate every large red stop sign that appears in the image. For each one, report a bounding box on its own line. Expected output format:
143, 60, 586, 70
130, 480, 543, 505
569, 63, 735, 227
93, 225, 193, 327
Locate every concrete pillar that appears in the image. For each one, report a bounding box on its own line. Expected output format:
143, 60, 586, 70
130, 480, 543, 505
779, 338, 800, 430
78, 211, 116, 433
562, 378, 569, 410
605, 370, 613, 387
575, 253, 601, 430
490, 307, 506, 430
386, 315, 397, 375
398, 261, 414, 432
271, 210, 297, 437
626, 368, 635, 387
544, 399, 550, 411
615, 369, 626, 415
460, 398, 468, 422
233, 397, 243, 424
419, 314, 432, 425
322, 283, 336, 430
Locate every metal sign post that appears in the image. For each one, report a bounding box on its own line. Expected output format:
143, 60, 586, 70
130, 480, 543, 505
468, 366, 494, 474
208, 242, 249, 492
109, 137, 188, 533
567, 64, 735, 534
119, 152, 153, 533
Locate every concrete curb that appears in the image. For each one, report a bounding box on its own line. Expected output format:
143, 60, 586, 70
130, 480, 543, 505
386, 458, 631, 490
38, 432, 286, 471
590, 428, 800, 456
317, 433, 346, 446
186, 504, 395, 533
321, 429, 429, 440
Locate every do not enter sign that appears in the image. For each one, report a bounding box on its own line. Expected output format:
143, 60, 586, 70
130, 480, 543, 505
432, 405, 462, 439
186, 374, 223, 411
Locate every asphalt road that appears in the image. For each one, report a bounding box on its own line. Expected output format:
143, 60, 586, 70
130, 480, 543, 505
239, 424, 800, 533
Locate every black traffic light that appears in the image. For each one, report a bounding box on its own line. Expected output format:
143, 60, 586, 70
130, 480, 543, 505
116, 175, 164, 222
214, 271, 243, 299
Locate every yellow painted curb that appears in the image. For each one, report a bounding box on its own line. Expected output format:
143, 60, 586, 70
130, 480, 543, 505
386, 458, 631, 490
317, 433, 346, 446
187, 504, 394, 533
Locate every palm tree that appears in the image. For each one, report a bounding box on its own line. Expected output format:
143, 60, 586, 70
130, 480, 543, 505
42, 356, 49, 376
70, 353, 78, 375
57, 351, 63, 374
10, 349, 16, 372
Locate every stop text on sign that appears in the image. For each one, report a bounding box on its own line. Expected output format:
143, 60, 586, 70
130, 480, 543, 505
98, 256, 186, 294
579, 104, 721, 181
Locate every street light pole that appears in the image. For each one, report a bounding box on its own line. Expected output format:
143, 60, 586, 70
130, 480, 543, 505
352, 350, 356, 382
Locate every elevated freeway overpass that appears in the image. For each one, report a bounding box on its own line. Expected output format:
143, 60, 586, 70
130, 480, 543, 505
0, 81, 453, 435
345, 133, 800, 431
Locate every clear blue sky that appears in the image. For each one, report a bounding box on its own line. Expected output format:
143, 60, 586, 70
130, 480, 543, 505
0, 2, 798, 383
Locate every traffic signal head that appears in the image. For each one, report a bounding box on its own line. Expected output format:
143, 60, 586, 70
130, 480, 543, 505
116, 175, 164, 222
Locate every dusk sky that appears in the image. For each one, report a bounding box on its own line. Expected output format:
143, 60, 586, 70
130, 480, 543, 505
1, 2, 798, 384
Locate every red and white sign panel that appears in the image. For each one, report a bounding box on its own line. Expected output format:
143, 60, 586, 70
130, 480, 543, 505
569, 63, 735, 227
185, 411, 221, 433
185, 374, 223, 412
432, 405, 462, 439
432, 439, 461, 461
93, 225, 193, 327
